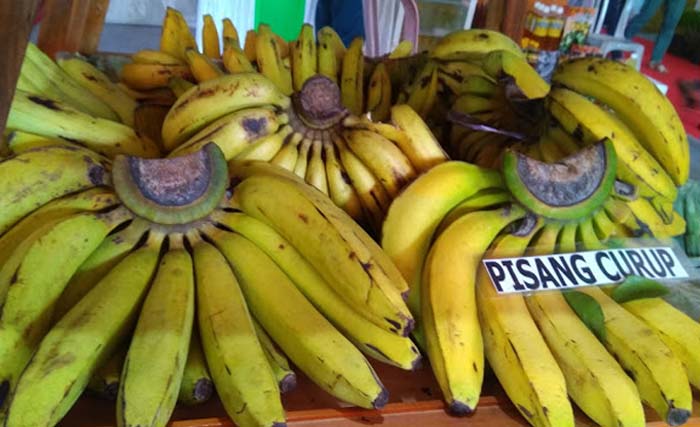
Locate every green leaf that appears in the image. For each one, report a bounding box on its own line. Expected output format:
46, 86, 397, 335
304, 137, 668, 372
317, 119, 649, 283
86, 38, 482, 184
563, 290, 606, 342
611, 275, 670, 303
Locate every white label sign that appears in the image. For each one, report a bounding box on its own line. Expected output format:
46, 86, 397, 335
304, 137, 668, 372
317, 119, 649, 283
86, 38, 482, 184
483, 246, 689, 294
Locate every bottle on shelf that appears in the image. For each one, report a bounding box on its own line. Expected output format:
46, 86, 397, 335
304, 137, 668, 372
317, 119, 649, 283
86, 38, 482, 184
546, 5, 566, 51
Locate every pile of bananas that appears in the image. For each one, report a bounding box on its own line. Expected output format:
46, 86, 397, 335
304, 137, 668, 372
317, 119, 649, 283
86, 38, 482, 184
1, 5, 699, 427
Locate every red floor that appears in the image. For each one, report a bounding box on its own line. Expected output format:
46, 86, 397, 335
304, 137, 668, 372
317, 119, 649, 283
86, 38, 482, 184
635, 37, 700, 139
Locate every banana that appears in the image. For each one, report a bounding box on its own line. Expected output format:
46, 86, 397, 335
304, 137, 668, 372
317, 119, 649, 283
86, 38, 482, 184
622, 297, 700, 390
317, 26, 345, 83
256, 23, 293, 95
208, 213, 421, 369
553, 58, 689, 185
5, 132, 77, 155
341, 37, 365, 115
178, 331, 213, 406
132, 49, 185, 65
118, 235, 195, 427
333, 133, 391, 232
0, 209, 130, 420
168, 76, 194, 98
52, 218, 151, 320
233, 124, 291, 162
305, 139, 329, 195
438, 60, 491, 93
478, 227, 575, 427
422, 205, 525, 414
8, 90, 160, 158
381, 161, 505, 329
87, 346, 127, 401
222, 37, 255, 73
4, 232, 163, 427
627, 197, 686, 238
185, 48, 225, 82
251, 318, 296, 393
292, 137, 312, 178
343, 129, 416, 197
459, 74, 498, 97
270, 131, 302, 170
202, 14, 221, 58
193, 239, 285, 427
577, 216, 606, 250
557, 221, 579, 252
159, 7, 197, 61
537, 133, 567, 163
406, 62, 439, 118
482, 50, 550, 99
389, 40, 414, 58
579, 286, 692, 426
57, 56, 137, 126
366, 62, 392, 122
171, 106, 284, 160
604, 198, 639, 236
430, 29, 524, 61
591, 207, 617, 241
120, 62, 193, 90
222, 18, 240, 48
525, 225, 645, 427
161, 72, 290, 150
547, 87, 677, 201
21, 43, 118, 121
231, 172, 413, 334
291, 24, 317, 92
453, 93, 502, 114
0, 145, 109, 235
213, 231, 388, 409
243, 30, 257, 62
543, 123, 582, 156
323, 141, 365, 222
343, 112, 447, 173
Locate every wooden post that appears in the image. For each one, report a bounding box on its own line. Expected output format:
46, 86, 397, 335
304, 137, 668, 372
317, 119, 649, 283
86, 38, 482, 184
0, 0, 40, 134
80, 0, 111, 54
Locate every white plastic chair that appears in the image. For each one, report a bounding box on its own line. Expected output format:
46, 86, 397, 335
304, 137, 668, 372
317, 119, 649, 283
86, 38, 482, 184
587, 0, 645, 70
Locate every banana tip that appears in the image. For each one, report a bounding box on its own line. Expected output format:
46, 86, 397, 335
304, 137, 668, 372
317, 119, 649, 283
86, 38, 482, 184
402, 318, 415, 337
372, 387, 389, 409
667, 407, 691, 427
279, 374, 297, 394
193, 379, 214, 402
448, 401, 474, 416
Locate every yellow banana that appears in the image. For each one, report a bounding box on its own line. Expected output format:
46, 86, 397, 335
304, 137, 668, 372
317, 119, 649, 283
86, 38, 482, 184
251, 318, 296, 393
579, 286, 692, 426
270, 131, 303, 170
256, 23, 293, 95
213, 231, 388, 409
305, 139, 329, 195
406, 62, 439, 118
323, 141, 365, 222
202, 14, 221, 58
233, 123, 291, 162
185, 48, 224, 82
208, 212, 421, 370
193, 239, 285, 427
159, 7, 197, 61
422, 205, 525, 414
0, 209, 130, 421
4, 232, 163, 427
161, 72, 290, 150
222, 18, 240, 48
243, 29, 257, 62
430, 29, 524, 61
548, 87, 677, 201
86, 346, 127, 401
118, 236, 195, 427
482, 50, 550, 99
343, 129, 416, 197
120, 62, 193, 90
389, 40, 413, 58
293, 137, 312, 178
291, 24, 317, 92
381, 161, 505, 326
178, 331, 213, 406
57, 56, 137, 126
627, 197, 686, 238
366, 62, 392, 122
8, 90, 160, 158
171, 106, 284, 160
0, 145, 109, 235
479, 226, 575, 427
222, 37, 255, 73
317, 26, 346, 83
168, 76, 195, 97
526, 224, 645, 427
553, 58, 688, 185
341, 37, 365, 115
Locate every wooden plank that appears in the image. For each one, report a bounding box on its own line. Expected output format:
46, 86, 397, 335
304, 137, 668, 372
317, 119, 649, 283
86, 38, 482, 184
0, 0, 39, 134
80, 0, 111, 54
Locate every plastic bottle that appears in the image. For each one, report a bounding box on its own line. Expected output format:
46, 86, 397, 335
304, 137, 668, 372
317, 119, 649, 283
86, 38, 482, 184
522, 2, 541, 49
546, 5, 566, 51
532, 4, 551, 51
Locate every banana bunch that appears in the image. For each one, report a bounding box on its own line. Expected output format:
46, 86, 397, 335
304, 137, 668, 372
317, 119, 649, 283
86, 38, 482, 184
161, 71, 447, 234
0, 133, 422, 427
382, 152, 699, 427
